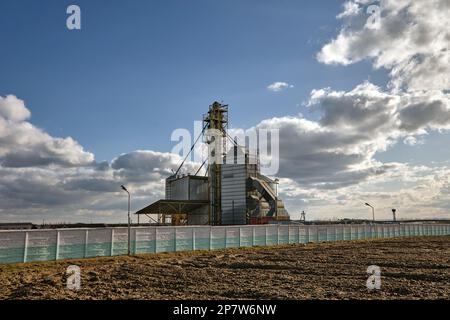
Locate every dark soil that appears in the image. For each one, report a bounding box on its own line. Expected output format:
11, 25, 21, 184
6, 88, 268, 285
1, 236, 449, 300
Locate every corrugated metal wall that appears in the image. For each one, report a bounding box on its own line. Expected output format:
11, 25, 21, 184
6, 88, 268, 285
221, 164, 247, 225
166, 176, 208, 201
168, 176, 190, 200
189, 178, 208, 201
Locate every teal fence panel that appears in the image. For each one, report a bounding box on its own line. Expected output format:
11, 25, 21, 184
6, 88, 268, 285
336, 226, 344, 241
210, 227, 226, 250
317, 227, 327, 242
278, 226, 289, 244
356, 226, 363, 239
111, 228, 128, 256
155, 228, 175, 253
58, 229, 87, 260
1, 223, 450, 264
343, 226, 351, 240
225, 228, 240, 248
134, 227, 156, 254
193, 227, 210, 250
87, 229, 114, 258
308, 226, 318, 243
327, 226, 336, 242
175, 227, 194, 252
239, 227, 253, 247
378, 226, 383, 238
0, 231, 26, 264
350, 226, 356, 240
266, 226, 278, 245
253, 226, 267, 246
289, 226, 300, 244
299, 227, 308, 243
25, 230, 58, 262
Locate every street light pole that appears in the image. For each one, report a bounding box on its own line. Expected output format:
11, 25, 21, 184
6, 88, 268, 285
274, 178, 279, 219
121, 185, 131, 255
392, 208, 397, 222
365, 203, 375, 222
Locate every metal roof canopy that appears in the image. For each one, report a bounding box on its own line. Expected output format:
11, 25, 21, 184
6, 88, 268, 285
135, 199, 209, 216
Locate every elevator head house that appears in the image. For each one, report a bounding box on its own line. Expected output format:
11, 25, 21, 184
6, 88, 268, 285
135, 102, 290, 226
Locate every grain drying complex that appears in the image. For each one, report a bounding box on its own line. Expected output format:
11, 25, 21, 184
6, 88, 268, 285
136, 102, 290, 226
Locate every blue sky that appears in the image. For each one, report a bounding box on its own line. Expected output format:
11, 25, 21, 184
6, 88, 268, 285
0, 0, 389, 161
1, 0, 449, 223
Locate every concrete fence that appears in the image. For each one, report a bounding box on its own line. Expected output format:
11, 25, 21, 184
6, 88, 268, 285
0, 223, 449, 264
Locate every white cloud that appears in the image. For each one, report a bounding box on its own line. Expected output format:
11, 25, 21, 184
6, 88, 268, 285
0, 95, 30, 122
3, 87, 449, 222
336, 1, 361, 19
403, 136, 418, 146
281, 0, 450, 219
1, 89, 449, 222
267, 82, 294, 92
0, 96, 197, 223
317, 0, 450, 92
280, 164, 450, 220
0, 95, 94, 167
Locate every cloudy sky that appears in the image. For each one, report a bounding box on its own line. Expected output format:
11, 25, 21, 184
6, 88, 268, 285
1, 0, 449, 223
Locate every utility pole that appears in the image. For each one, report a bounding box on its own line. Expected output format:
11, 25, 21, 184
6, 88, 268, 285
365, 203, 375, 222
392, 208, 397, 222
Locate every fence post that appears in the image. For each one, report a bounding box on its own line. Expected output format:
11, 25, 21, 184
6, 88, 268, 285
277, 225, 280, 245
110, 228, 114, 256
224, 226, 228, 248
288, 226, 291, 243
252, 226, 255, 246
209, 227, 212, 250
23, 231, 29, 263
84, 229, 89, 258
173, 228, 177, 252
238, 227, 241, 247
192, 228, 196, 250
264, 226, 267, 246
55, 230, 60, 261
155, 228, 159, 253
131, 228, 137, 254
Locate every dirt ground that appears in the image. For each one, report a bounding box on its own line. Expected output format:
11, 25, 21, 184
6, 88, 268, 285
0, 236, 449, 300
